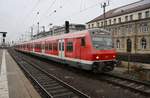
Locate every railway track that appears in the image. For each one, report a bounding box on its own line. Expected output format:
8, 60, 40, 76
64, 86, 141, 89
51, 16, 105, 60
9, 49, 150, 97
9, 49, 90, 98
100, 73, 150, 96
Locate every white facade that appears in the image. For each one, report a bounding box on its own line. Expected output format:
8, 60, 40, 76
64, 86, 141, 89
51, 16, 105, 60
87, 0, 150, 54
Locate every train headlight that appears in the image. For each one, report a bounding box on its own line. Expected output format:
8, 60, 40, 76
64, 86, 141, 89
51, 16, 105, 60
113, 55, 116, 58
96, 56, 99, 59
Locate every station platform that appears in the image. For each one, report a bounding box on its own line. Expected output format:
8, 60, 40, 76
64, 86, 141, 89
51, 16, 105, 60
0, 49, 41, 98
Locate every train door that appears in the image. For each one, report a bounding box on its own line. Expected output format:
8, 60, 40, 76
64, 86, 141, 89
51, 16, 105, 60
58, 39, 65, 58
41, 41, 45, 54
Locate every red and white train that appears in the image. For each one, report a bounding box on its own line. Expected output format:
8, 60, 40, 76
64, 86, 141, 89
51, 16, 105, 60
15, 28, 116, 72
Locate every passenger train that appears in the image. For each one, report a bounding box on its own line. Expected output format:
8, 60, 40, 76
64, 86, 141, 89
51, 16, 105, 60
15, 28, 116, 72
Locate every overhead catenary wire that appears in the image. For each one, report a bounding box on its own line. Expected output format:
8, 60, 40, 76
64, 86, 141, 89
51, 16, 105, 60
38, 0, 57, 22
22, 0, 42, 25
80, 0, 83, 12
56, 2, 100, 23
38, 0, 70, 26
22, 0, 102, 35
14, 0, 41, 42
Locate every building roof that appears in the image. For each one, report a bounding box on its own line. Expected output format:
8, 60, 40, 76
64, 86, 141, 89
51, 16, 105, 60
87, 0, 150, 23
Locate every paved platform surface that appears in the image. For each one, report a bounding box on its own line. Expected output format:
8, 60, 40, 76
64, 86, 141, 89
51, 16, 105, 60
0, 50, 3, 72
121, 61, 150, 70
0, 49, 41, 98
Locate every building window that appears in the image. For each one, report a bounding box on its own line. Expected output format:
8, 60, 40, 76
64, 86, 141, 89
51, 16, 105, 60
125, 16, 128, 22
125, 25, 128, 33
105, 20, 107, 26
145, 11, 149, 18
130, 15, 133, 21
97, 22, 99, 27
127, 39, 132, 52
139, 23, 149, 33
92, 24, 94, 28
88, 24, 90, 29
118, 27, 121, 33
138, 13, 142, 19
118, 18, 121, 23
141, 38, 147, 49
101, 22, 103, 27
113, 18, 116, 24
143, 23, 149, 33
109, 19, 111, 25
128, 24, 133, 33
116, 40, 120, 48
139, 24, 142, 33
115, 28, 118, 33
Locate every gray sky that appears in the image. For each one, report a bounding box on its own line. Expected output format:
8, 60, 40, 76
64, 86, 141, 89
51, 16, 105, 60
0, 0, 139, 43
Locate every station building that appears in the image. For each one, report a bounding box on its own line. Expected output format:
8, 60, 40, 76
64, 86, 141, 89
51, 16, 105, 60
87, 0, 150, 54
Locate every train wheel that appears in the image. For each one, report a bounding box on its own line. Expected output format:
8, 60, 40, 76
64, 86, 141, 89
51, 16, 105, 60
92, 64, 99, 73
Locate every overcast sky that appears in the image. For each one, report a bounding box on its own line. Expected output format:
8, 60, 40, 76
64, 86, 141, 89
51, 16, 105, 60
0, 0, 139, 43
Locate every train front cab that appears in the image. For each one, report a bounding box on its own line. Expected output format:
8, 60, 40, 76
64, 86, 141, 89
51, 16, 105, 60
89, 28, 116, 73
63, 29, 116, 73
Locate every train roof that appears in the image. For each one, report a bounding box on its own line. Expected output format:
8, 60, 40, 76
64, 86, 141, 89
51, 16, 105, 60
17, 28, 110, 45
18, 29, 89, 45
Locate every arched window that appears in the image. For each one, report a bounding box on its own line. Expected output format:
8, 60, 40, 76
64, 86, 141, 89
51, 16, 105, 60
127, 39, 132, 52
116, 40, 120, 48
141, 38, 147, 49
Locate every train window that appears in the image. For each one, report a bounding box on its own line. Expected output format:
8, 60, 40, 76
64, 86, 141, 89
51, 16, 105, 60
59, 42, 61, 51
45, 43, 48, 50
49, 43, 52, 50
35, 44, 37, 49
31, 44, 33, 49
53, 42, 58, 51
36, 44, 41, 49
27, 44, 29, 49
42, 44, 44, 50
81, 37, 86, 47
62, 42, 64, 51
35, 44, 36, 48
40, 44, 42, 49
66, 42, 73, 52
39, 44, 41, 49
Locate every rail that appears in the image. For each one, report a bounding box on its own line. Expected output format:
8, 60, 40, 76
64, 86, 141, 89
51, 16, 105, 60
100, 73, 150, 96
9, 49, 90, 98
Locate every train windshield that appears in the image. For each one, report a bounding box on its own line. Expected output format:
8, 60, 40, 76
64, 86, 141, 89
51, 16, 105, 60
89, 29, 113, 50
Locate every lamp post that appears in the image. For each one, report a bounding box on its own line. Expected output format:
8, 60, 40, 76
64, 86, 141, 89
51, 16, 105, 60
101, 1, 109, 29
127, 39, 132, 73
48, 23, 53, 35
37, 22, 39, 34
31, 26, 33, 40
